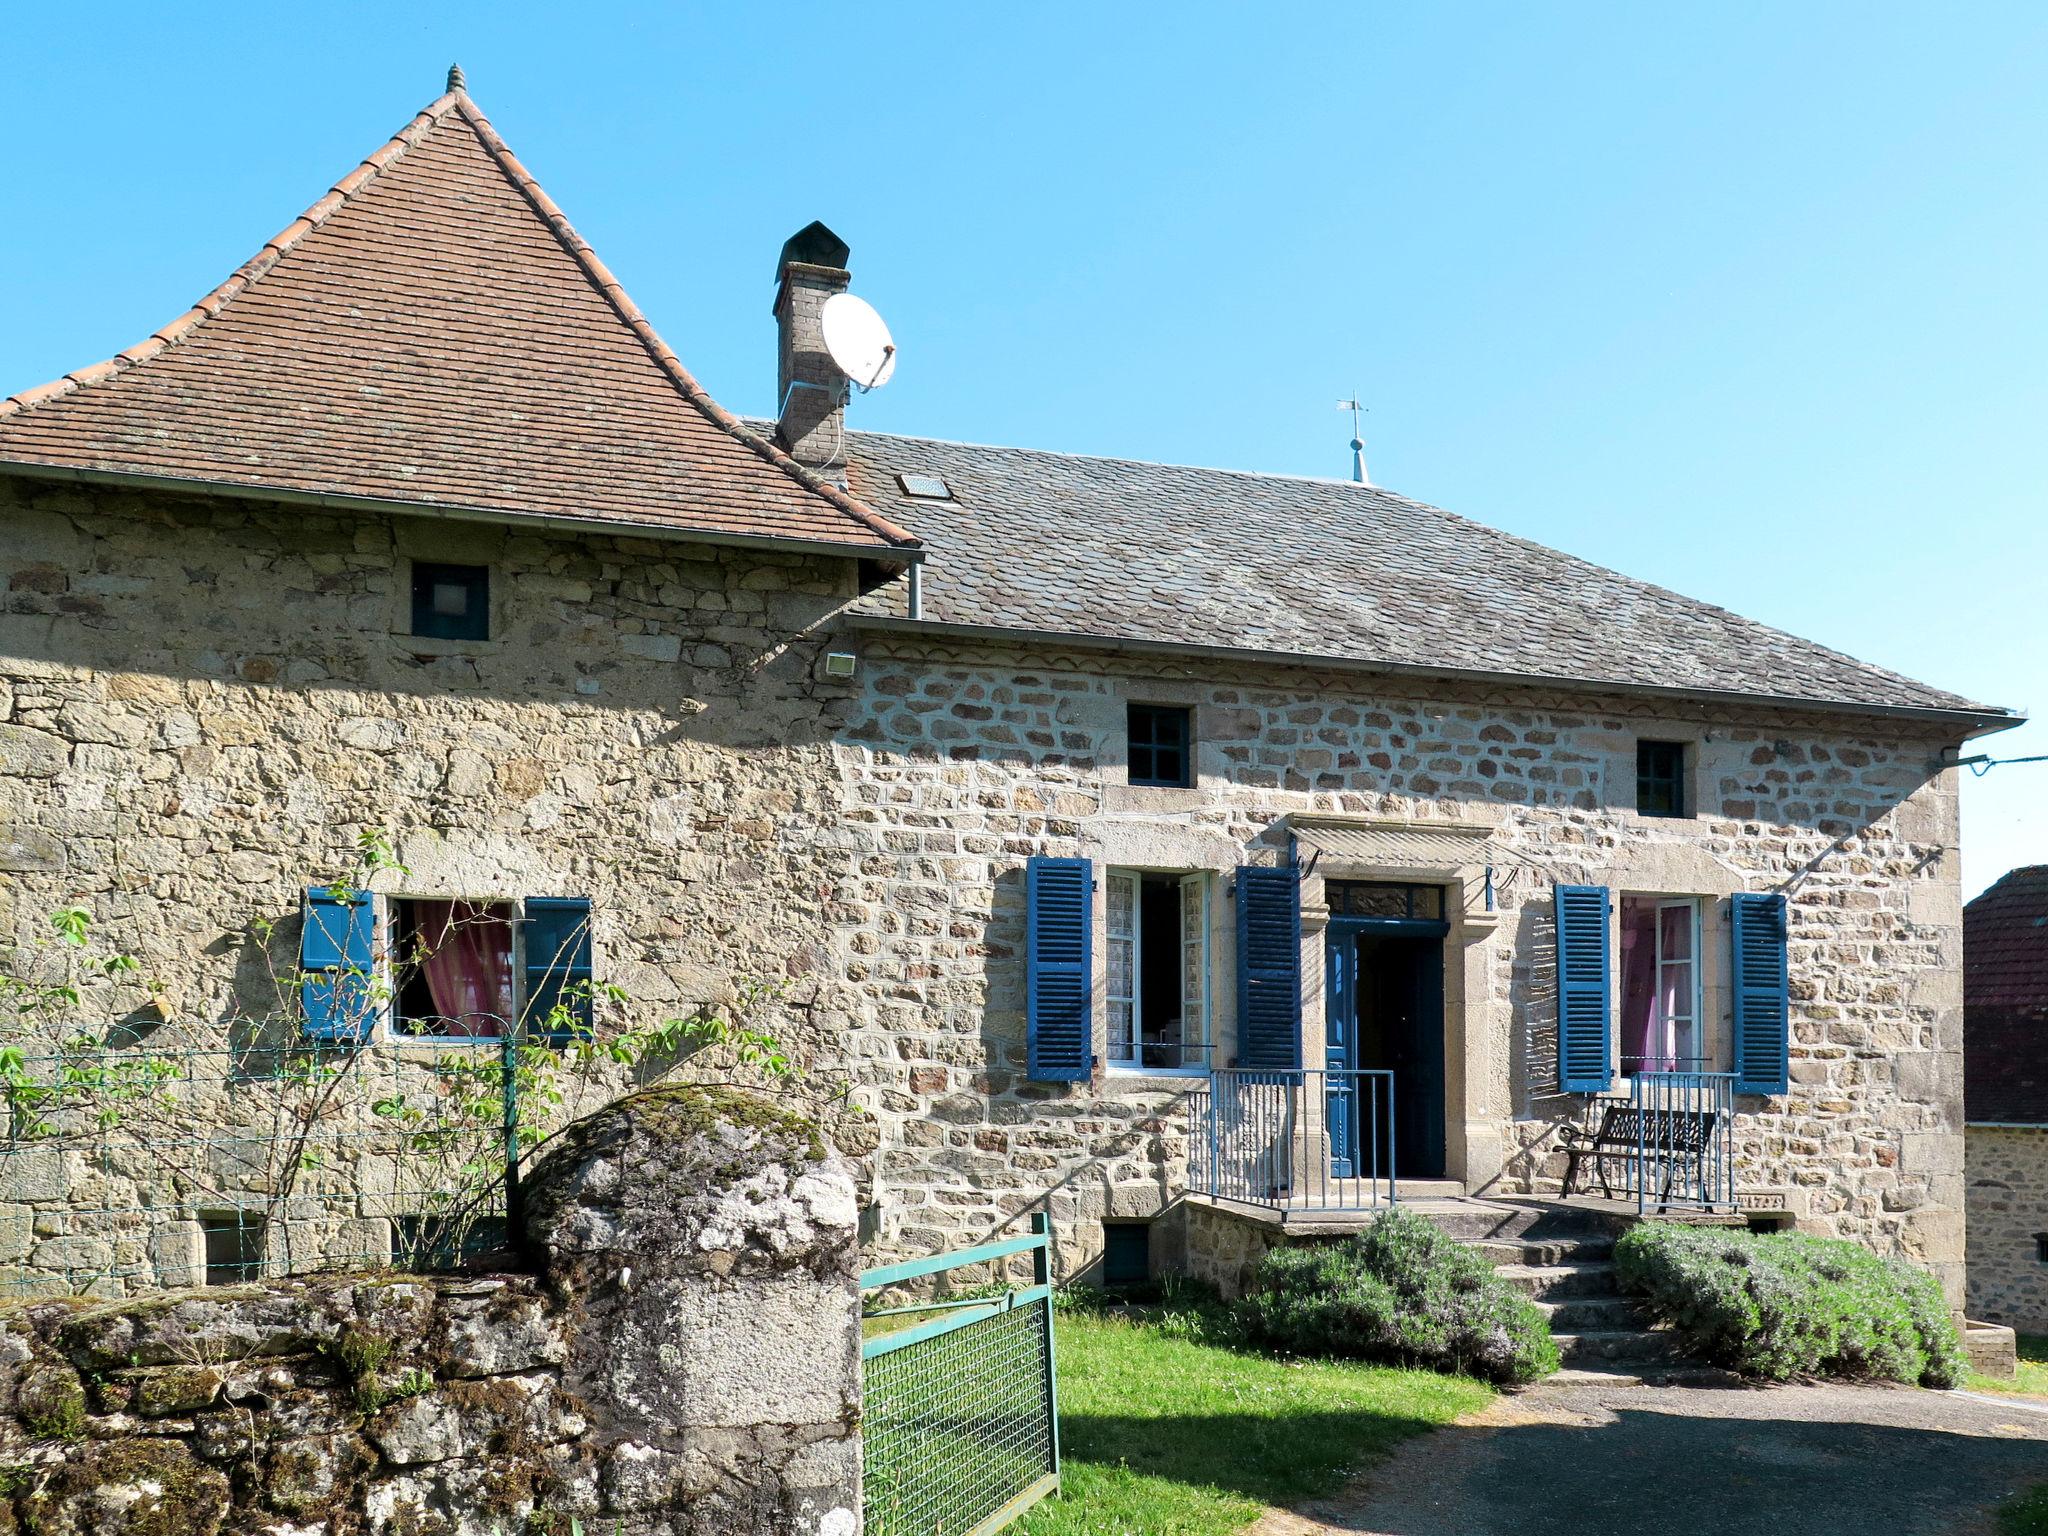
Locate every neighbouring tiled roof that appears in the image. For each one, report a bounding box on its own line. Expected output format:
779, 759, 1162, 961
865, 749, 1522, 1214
0, 79, 915, 555
841, 430, 2005, 720
1967, 867, 2048, 1124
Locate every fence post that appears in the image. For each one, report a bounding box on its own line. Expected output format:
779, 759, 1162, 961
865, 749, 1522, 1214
1032, 1210, 1061, 1487
500, 1027, 524, 1247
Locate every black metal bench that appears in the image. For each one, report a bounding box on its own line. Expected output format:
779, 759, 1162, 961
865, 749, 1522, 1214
1559, 1102, 1719, 1204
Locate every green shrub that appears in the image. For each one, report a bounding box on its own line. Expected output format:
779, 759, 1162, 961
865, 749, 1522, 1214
1235, 1207, 1559, 1384
1613, 1223, 1966, 1387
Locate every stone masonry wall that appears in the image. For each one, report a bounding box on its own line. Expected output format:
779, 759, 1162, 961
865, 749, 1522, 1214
0, 1086, 862, 1536
0, 476, 1973, 1305
827, 635, 1967, 1299
1966, 1125, 2048, 1330
0, 477, 865, 1293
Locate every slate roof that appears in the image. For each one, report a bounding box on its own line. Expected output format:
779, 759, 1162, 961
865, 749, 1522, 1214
0, 76, 915, 556
1966, 867, 2048, 1125
842, 430, 2005, 722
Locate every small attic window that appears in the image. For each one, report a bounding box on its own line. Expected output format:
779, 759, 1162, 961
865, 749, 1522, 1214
898, 474, 953, 501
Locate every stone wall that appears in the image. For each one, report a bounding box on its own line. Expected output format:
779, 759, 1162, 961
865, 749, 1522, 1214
0, 475, 865, 1294
829, 635, 1967, 1298
0, 475, 1973, 1305
1966, 1125, 2048, 1330
0, 1085, 862, 1536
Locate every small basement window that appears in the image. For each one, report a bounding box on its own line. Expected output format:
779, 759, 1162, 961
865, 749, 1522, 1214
2036, 1233, 2048, 1264
1636, 739, 1689, 818
202, 1212, 265, 1286
1102, 1222, 1151, 1289
1128, 703, 1193, 789
394, 1212, 509, 1271
411, 561, 490, 641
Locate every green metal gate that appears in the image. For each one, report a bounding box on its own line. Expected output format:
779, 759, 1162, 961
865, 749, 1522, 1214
860, 1213, 1061, 1536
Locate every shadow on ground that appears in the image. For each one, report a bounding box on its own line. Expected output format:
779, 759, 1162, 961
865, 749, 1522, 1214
1059, 1408, 1452, 1509
1266, 1381, 2048, 1536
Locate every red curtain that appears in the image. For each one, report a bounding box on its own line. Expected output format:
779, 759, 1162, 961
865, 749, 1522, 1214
413, 901, 515, 1037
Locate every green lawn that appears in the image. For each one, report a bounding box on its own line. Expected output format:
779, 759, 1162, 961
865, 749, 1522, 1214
1999, 1486, 2048, 1536
1977, 1336, 2048, 1535
1972, 1333, 2048, 1399
1018, 1308, 1492, 1536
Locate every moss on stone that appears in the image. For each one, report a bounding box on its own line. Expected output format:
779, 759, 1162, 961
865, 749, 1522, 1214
630, 1082, 826, 1163
16, 1365, 86, 1442
133, 1365, 225, 1417
20, 1440, 229, 1536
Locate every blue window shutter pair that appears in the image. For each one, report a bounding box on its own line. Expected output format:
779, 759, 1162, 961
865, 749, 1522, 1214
1235, 866, 1303, 1071
1552, 885, 1792, 1095
1024, 856, 1306, 1080
1731, 891, 1791, 1095
1554, 885, 1613, 1093
525, 897, 595, 1041
1026, 858, 1093, 1081
300, 887, 376, 1041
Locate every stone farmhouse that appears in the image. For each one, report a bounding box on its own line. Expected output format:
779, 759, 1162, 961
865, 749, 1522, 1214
0, 72, 2020, 1306
1964, 866, 2048, 1329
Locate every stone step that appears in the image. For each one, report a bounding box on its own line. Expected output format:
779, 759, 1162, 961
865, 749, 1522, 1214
1411, 1198, 1622, 1246
1549, 1363, 1739, 1388
1470, 1236, 1615, 1267
1491, 1261, 1619, 1300
1537, 1295, 1640, 1333
1553, 1327, 1681, 1367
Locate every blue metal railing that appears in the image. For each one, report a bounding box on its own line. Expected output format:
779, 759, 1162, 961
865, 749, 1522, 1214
1187, 1069, 1397, 1215
1623, 1071, 1735, 1213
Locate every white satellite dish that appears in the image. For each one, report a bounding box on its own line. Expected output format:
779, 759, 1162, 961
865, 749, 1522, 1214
820, 292, 898, 391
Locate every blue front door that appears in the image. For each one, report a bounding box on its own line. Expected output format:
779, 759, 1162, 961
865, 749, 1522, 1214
1323, 896, 1451, 1183
1325, 921, 1360, 1177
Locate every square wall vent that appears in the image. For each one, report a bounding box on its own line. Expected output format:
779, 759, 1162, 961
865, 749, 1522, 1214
898, 474, 953, 500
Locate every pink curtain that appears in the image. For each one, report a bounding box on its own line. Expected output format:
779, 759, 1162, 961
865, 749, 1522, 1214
414, 901, 515, 1038
1619, 902, 1661, 1070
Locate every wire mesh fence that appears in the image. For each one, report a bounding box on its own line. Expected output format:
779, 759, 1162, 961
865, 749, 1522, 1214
0, 1032, 533, 1298
860, 1217, 1061, 1536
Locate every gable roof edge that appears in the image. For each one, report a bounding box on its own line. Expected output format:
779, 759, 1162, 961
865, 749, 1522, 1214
445, 95, 918, 552
1, 83, 918, 556
2, 90, 464, 419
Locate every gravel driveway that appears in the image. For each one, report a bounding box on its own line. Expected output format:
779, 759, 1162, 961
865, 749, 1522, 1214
1248, 1379, 2048, 1536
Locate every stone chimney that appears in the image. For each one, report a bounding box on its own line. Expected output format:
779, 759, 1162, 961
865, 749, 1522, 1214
774, 221, 853, 478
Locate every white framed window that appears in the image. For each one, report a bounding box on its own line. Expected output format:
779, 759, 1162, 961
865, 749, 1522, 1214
1619, 895, 1702, 1072
1105, 869, 1210, 1072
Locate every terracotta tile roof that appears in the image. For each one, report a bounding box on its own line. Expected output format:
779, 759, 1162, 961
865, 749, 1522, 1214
839, 429, 2010, 723
1966, 866, 2048, 1123
0, 76, 916, 556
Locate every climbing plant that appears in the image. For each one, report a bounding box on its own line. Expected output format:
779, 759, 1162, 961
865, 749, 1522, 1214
0, 829, 850, 1290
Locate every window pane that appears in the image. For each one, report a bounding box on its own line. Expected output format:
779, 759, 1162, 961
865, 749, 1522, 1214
1127, 704, 1192, 788
1636, 740, 1686, 817
411, 562, 489, 641
1107, 873, 1138, 1063
1658, 903, 1693, 962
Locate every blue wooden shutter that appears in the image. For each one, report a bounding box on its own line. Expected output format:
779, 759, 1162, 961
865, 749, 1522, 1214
1026, 857, 1093, 1082
525, 897, 594, 1042
1236, 866, 1302, 1071
301, 887, 375, 1040
1732, 891, 1790, 1095
1554, 884, 1612, 1093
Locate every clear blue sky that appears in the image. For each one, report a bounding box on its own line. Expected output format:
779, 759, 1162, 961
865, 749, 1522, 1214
4, 4, 2042, 896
